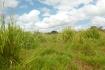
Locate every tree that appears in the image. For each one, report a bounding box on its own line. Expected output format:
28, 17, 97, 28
51, 31, 58, 34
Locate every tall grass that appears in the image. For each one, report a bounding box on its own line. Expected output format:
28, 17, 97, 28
1, 17, 105, 70
60, 28, 76, 42
0, 23, 23, 69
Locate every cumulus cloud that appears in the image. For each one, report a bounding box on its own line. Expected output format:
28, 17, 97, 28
35, 0, 105, 32
36, 9, 87, 32
39, 0, 92, 10
16, 9, 40, 31
78, 0, 105, 16
91, 16, 105, 27
13, 0, 105, 32
41, 8, 51, 17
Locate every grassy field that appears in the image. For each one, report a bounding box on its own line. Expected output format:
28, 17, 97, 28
0, 22, 105, 70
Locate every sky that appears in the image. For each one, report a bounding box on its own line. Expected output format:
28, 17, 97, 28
0, 0, 105, 32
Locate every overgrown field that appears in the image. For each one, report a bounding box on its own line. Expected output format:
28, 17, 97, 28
0, 23, 105, 70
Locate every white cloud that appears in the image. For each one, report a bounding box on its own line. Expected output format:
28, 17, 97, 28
25, 0, 105, 32
39, 0, 105, 17
91, 16, 105, 27
41, 7, 51, 17
36, 9, 87, 32
96, 0, 105, 16
14, 0, 105, 32
39, 0, 92, 10
36, 0, 94, 32
16, 9, 40, 31
78, 0, 105, 16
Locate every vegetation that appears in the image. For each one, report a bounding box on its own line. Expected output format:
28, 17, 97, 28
0, 19, 105, 70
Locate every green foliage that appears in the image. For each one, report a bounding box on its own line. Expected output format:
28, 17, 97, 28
0, 21, 105, 70
0, 23, 39, 69
0, 24, 22, 69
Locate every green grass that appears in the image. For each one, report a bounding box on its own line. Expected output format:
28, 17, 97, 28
0, 20, 105, 70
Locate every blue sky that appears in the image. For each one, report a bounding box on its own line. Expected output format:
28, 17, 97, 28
5, 0, 57, 15
0, 0, 105, 32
